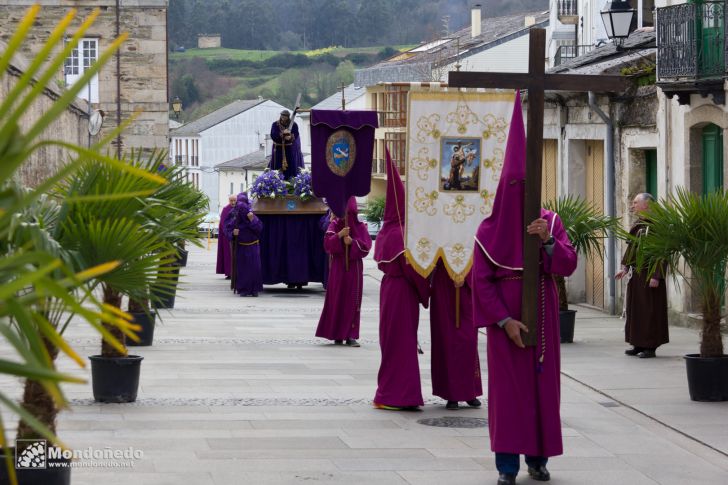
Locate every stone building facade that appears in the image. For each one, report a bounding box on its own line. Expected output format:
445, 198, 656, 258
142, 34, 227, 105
1, 44, 88, 188
0, 0, 169, 162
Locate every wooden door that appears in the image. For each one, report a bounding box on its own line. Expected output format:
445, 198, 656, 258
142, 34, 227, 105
542, 139, 558, 203
702, 123, 724, 193
585, 140, 605, 309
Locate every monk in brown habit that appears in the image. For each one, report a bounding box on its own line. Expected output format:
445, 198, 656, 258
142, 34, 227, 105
615, 193, 669, 358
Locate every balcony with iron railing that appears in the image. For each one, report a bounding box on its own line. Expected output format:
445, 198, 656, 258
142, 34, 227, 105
656, 1, 727, 84
557, 0, 579, 25
554, 44, 595, 66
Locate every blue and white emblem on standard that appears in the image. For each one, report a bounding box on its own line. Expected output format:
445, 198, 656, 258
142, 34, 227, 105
325, 129, 356, 177
286, 199, 297, 211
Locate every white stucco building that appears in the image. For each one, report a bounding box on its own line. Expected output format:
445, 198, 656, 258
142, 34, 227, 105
169, 98, 290, 213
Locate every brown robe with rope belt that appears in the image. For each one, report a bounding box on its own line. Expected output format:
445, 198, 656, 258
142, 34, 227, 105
622, 221, 669, 349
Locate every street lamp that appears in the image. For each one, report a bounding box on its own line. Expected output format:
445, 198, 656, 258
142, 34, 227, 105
600, 0, 637, 48
171, 96, 183, 119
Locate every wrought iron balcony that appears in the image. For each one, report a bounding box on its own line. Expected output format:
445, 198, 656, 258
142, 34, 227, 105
656, 1, 726, 82
554, 44, 595, 66
558, 0, 579, 25
174, 155, 183, 165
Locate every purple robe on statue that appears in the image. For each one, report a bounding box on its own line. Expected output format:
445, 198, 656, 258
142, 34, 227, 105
471, 93, 577, 458
216, 204, 234, 277
224, 193, 264, 297
429, 262, 483, 402
315, 199, 371, 341
373, 150, 430, 408
269, 120, 304, 180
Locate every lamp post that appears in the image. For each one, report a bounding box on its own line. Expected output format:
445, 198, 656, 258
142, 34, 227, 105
600, 0, 637, 48
171, 96, 183, 119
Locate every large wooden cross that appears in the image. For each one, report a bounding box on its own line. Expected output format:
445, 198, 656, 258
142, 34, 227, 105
449, 29, 627, 346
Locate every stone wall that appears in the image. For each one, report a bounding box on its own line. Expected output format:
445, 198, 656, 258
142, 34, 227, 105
0, 1, 169, 158
1, 51, 88, 188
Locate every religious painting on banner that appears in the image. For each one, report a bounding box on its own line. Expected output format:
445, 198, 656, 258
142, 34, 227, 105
310, 110, 378, 218
405, 89, 516, 283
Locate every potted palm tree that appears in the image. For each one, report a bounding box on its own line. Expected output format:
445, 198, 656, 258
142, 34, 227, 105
636, 188, 728, 401
0, 8, 147, 484
544, 195, 620, 343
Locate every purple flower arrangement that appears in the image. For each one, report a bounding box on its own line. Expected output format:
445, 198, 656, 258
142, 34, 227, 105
250, 168, 287, 199
292, 168, 314, 201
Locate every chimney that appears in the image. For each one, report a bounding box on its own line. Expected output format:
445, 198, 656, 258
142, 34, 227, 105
471, 4, 482, 38
525, 16, 536, 27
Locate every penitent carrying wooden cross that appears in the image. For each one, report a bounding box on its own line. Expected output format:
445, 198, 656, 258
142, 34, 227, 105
448, 28, 627, 346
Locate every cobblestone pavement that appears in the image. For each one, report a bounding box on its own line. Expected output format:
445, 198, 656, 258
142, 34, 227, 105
2, 242, 727, 484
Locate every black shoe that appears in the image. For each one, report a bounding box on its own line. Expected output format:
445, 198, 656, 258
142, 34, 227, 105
346, 338, 360, 347
287, 284, 295, 289
638, 350, 656, 359
334, 340, 344, 345
225, 276, 231, 280
445, 400, 459, 410
625, 347, 642, 356
497, 473, 516, 485
527, 465, 550, 481
466, 398, 482, 408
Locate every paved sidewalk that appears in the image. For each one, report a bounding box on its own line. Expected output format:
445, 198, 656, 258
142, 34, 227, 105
1, 242, 727, 484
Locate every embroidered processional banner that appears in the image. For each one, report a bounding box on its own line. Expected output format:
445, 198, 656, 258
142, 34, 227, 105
405, 89, 515, 283
310, 110, 378, 218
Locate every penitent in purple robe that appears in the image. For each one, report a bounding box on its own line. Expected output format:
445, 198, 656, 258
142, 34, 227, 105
224, 193, 264, 297
373, 150, 430, 408
471, 92, 577, 458
315, 199, 371, 341
429, 262, 483, 402
216, 204, 234, 277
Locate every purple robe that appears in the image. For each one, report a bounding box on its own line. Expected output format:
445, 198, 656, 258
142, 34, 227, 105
472, 211, 576, 457
429, 262, 483, 402
470, 93, 577, 457
269, 121, 304, 179
216, 204, 234, 277
373, 149, 430, 407
374, 255, 430, 407
224, 194, 264, 296
315, 199, 371, 341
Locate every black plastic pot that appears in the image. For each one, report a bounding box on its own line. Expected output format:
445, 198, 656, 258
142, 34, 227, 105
0, 448, 71, 485
89, 355, 143, 403
177, 248, 188, 267
559, 309, 576, 343
151, 266, 179, 310
126, 311, 156, 346
684, 354, 728, 402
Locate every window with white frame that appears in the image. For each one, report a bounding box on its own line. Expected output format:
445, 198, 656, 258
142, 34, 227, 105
64, 38, 99, 103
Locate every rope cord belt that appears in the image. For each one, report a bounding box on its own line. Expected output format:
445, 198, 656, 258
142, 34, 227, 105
238, 240, 259, 246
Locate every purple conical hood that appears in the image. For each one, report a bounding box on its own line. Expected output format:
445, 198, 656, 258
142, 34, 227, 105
475, 92, 527, 269
373, 149, 405, 263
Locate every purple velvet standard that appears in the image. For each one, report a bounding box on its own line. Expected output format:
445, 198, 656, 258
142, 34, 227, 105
471, 93, 577, 458
373, 150, 430, 408
216, 204, 234, 277
429, 262, 483, 402
257, 214, 327, 285
315, 198, 371, 341
224, 194, 264, 296
310, 109, 378, 218
269, 121, 304, 180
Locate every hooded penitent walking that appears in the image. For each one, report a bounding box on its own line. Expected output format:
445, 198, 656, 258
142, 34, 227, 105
224, 193, 264, 297
315, 198, 371, 346
373, 151, 430, 410
470, 94, 577, 484
216, 195, 236, 279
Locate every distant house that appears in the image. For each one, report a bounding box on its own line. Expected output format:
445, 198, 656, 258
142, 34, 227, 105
216, 150, 270, 209
355, 5, 549, 199
169, 98, 289, 212
198, 34, 221, 49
